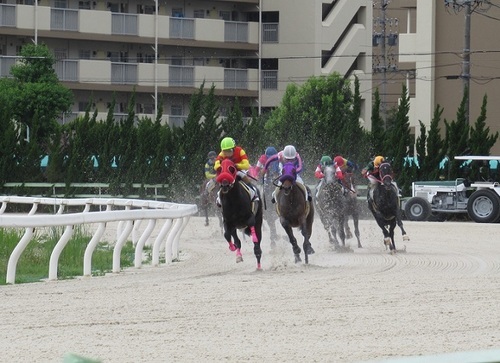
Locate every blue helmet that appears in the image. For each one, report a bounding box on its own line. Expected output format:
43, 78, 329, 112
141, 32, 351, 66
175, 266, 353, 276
265, 146, 277, 158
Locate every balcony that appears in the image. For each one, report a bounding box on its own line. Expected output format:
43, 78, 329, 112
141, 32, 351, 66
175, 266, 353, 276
51, 59, 258, 92
5, 4, 258, 47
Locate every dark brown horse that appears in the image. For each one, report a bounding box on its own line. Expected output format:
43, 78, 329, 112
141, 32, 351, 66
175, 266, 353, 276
216, 159, 263, 269
367, 162, 409, 252
274, 162, 315, 263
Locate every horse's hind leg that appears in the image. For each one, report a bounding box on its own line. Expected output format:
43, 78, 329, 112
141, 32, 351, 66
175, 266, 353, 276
396, 211, 410, 241
224, 225, 237, 252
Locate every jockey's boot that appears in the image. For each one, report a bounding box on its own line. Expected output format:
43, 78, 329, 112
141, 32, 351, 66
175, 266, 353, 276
271, 190, 276, 204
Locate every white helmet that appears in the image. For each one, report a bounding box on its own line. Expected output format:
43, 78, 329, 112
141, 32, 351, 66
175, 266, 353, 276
283, 145, 297, 160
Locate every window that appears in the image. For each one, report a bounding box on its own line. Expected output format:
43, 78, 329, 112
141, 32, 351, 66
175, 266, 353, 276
78, 1, 91, 9
54, 0, 67, 9
137, 4, 155, 14
171, 105, 183, 116
79, 50, 91, 59
219, 11, 231, 21
172, 8, 184, 18
54, 49, 67, 60
193, 9, 205, 18
171, 56, 183, 66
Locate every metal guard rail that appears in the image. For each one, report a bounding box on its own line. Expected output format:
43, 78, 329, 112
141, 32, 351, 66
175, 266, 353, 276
0, 196, 198, 284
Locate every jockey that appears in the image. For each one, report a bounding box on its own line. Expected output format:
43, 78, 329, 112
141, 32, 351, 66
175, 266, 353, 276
214, 136, 259, 206
314, 155, 333, 198
204, 150, 217, 194
333, 155, 357, 191
255, 146, 280, 183
264, 145, 311, 202
362, 155, 400, 199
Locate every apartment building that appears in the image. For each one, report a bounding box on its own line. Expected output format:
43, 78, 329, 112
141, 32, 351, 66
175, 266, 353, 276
0, 0, 372, 129
374, 0, 500, 154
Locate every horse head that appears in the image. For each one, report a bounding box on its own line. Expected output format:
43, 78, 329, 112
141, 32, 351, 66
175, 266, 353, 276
278, 162, 297, 194
216, 159, 238, 193
379, 162, 394, 188
323, 165, 337, 185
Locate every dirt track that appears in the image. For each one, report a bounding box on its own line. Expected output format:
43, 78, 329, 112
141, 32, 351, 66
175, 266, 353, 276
1, 216, 499, 362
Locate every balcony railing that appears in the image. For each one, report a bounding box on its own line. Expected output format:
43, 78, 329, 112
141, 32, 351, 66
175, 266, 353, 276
111, 13, 138, 35
169, 65, 194, 87
169, 18, 194, 39
55, 60, 78, 81
111, 63, 137, 84
0, 56, 15, 77
51, 8, 78, 31
0, 4, 15, 27
224, 69, 248, 89
225, 21, 249, 42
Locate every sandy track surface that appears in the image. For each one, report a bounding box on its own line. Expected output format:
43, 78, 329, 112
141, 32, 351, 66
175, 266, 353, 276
1, 215, 499, 362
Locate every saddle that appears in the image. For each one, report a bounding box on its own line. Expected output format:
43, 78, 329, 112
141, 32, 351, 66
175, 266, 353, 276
240, 181, 259, 215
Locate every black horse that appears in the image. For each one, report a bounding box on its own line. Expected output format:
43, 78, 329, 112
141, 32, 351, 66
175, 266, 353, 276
316, 165, 349, 250
216, 159, 263, 269
343, 171, 362, 248
274, 162, 315, 263
367, 162, 409, 252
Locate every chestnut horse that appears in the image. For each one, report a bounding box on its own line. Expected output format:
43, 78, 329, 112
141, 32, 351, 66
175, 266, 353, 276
216, 159, 263, 269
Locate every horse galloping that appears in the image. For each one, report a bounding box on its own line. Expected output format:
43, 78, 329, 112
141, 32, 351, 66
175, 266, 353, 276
343, 171, 362, 248
367, 162, 409, 252
216, 159, 263, 269
274, 162, 315, 264
316, 165, 349, 250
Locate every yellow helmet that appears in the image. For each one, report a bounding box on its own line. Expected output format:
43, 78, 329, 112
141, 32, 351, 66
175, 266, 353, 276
374, 156, 385, 168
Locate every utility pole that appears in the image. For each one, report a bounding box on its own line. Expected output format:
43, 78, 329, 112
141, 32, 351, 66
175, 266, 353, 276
444, 0, 489, 125
373, 0, 398, 125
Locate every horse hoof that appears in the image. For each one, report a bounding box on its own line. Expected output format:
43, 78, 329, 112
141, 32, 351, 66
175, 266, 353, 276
228, 243, 236, 252
256, 263, 262, 270
384, 238, 391, 246
294, 255, 302, 263
307, 247, 315, 255
236, 256, 243, 263
403, 235, 410, 241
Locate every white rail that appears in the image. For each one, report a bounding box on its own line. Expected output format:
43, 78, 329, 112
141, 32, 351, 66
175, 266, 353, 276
0, 196, 197, 284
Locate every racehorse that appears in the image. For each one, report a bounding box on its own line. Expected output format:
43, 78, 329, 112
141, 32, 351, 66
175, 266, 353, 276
316, 164, 349, 250
216, 159, 263, 269
343, 171, 362, 248
274, 162, 315, 263
367, 162, 409, 252
200, 179, 223, 232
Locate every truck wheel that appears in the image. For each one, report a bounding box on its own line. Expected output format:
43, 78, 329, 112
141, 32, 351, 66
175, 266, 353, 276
467, 190, 500, 223
404, 197, 431, 221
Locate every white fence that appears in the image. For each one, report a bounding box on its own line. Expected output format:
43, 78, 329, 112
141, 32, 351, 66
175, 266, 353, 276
0, 196, 198, 284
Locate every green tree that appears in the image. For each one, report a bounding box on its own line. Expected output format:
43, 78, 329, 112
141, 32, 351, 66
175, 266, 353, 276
423, 105, 446, 181
445, 90, 470, 179
370, 88, 386, 157
469, 94, 498, 156
8, 44, 73, 148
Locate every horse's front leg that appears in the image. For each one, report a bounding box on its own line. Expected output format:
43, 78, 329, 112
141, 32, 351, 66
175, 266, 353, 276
352, 212, 362, 248
374, 217, 392, 249
388, 221, 397, 252
231, 230, 244, 263
300, 220, 314, 264
223, 223, 237, 252
396, 210, 410, 241
280, 218, 301, 263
